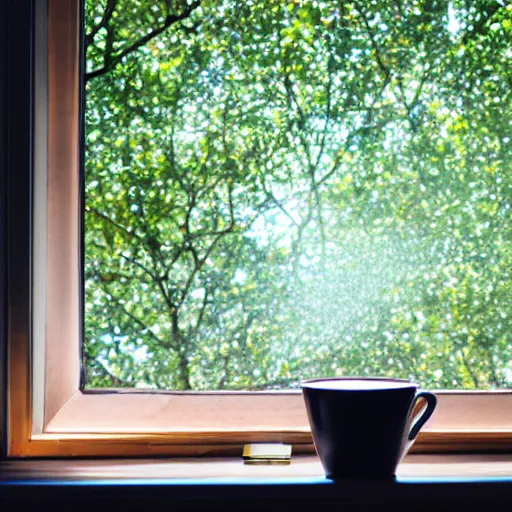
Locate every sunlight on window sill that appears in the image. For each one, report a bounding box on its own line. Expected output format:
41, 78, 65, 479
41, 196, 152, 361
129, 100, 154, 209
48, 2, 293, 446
2, 454, 512, 482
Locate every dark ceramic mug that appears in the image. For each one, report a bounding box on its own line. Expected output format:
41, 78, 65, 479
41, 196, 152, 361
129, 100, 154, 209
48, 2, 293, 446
301, 377, 437, 478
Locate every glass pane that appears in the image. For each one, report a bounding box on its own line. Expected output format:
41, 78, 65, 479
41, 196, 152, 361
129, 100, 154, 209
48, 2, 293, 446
84, 0, 512, 390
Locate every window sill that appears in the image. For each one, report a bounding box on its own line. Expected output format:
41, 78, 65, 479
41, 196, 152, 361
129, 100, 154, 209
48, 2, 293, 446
2, 454, 512, 510
2, 453, 512, 481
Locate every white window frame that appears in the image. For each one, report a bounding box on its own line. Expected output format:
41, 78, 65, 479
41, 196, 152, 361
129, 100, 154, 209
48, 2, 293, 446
6, 0, 512, 458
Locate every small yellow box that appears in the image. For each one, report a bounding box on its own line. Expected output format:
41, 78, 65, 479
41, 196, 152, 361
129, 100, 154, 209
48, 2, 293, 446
242, 443, 292, 464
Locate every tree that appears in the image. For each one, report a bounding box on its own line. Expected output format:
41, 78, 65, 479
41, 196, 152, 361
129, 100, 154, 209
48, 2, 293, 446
84, 0, 512, 390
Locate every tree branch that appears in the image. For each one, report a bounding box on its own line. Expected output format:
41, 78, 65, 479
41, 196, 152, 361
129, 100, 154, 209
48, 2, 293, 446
177, 183, 236, 308
189, 286, 211, 338
120, 253, 158, 280
94, 360, 133, 387
314, 51, 333, 170
459, 349, 479, 388
85, 0, 117, 49
121, 304, 173, 350
462, 3, 505, 45
260, 179, 299, 228
85, 0, 203, 83
353, 1, 392, 81
87, 206, 143, 241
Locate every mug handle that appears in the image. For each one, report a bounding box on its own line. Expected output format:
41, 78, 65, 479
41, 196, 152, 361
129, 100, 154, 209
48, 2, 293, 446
408, 391, 437, 440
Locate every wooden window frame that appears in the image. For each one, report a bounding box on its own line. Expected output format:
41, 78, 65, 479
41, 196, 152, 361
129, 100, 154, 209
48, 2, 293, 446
5, 0, 512, 458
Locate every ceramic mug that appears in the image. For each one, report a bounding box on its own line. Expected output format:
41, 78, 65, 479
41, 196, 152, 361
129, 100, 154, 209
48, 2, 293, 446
301, 377, 437, 478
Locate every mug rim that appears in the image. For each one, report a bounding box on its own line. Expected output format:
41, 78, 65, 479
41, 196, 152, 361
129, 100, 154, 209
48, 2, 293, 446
300, 376, 419, 391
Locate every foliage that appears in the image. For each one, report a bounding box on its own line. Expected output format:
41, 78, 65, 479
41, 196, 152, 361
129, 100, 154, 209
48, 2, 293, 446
84, 0, 512, 390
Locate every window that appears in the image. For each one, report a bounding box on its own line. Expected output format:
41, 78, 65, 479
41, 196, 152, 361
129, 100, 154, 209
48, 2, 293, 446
5, 0, 512, 457
83, 0, 512, 392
